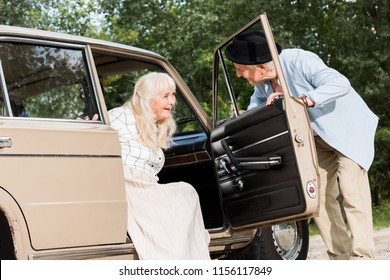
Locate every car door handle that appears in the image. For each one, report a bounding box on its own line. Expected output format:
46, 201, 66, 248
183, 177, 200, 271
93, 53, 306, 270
221, 139, 281, 170
0, 136, 12, 148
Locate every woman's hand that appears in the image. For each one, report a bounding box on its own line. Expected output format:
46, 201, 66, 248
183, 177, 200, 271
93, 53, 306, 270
77, 114, 99, 121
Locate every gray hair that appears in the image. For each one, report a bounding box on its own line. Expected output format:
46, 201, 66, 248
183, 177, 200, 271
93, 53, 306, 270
125, 72, 176, 150
247, 60, 275, 70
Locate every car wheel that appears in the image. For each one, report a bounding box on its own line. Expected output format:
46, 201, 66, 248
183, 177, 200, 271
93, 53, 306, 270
224, 220, 309, 260
259, 219, 309, 260
0, 211, 16, 260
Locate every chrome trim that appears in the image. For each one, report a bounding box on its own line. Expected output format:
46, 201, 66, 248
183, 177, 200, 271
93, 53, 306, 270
0, 38, 103, 124
0, 36, 86, 49
208, 228, 255, 252
0, 136, 12, 148
215, 131, 289, 162
0, 115, 102, 123
29, 243, 135, 260
28, 229, 255, 259
234, 130, 289, 154
0, 59, 12, 116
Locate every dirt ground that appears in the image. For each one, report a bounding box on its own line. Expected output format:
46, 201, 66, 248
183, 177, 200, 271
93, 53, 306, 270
307, 226, 390, 260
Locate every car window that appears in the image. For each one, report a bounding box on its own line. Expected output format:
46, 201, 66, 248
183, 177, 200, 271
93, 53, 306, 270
96, 53, 203, 134
213, 19, 274, 125
215, 61, 254, 122
173, 92, 203, 134
0, 42, 99, 120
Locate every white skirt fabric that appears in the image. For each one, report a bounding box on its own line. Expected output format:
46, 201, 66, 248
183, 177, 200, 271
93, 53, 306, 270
123, 166, 211, 260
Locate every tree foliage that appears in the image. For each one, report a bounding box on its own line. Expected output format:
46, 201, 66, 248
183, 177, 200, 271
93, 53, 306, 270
1, 0, 389, 203
0, 0, 99, 36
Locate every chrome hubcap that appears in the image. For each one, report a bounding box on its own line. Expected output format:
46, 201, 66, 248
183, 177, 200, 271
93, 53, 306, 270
272, 221, 302, 259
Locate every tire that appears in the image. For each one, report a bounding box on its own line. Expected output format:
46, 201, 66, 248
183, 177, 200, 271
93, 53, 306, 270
224, 219, 309, 260
0, 211, 16, 260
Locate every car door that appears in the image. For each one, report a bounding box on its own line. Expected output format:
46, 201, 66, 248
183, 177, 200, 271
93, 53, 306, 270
0, 37, 127, 252
211, 13, 320, 230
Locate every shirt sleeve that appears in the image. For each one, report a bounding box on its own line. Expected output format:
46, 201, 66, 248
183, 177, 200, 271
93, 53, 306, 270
248, 81, 273, 110
108, 107, 138, 139
293, 50, 351, 107
108, 107, 124, 132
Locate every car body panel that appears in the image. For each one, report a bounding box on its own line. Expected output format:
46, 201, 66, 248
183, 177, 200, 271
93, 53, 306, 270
0, 119, 127, 250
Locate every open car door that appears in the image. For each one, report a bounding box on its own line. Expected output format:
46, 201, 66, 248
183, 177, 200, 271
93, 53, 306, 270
211, 13, 320, 230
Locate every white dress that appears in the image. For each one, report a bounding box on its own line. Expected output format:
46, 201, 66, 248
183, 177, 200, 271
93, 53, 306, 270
109, 106, 210, 260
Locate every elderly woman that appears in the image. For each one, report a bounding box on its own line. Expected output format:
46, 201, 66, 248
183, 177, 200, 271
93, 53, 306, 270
108, 72, 210, 260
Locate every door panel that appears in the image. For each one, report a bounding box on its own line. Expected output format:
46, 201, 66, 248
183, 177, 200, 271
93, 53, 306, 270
0, 120, 127, 250
212, 100, 310, 228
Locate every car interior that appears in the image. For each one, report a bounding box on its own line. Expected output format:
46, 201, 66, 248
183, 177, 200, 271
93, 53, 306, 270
92, 49, 225, 230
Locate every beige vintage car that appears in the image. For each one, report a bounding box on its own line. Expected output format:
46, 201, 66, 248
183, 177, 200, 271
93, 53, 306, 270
0, 14, 319, 260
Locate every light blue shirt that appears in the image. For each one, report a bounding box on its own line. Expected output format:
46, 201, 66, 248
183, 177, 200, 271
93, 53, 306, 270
249, 49, 378, 170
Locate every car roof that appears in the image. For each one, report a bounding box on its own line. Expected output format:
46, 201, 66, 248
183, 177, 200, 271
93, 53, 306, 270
0, 25, 163, 59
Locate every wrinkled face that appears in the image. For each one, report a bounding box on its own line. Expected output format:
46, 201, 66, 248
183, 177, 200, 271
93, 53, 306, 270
150, 88, 176, 122
233, 63, 276, 85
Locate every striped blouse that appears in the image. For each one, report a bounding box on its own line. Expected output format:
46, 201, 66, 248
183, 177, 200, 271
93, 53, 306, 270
108, 106, 165, 180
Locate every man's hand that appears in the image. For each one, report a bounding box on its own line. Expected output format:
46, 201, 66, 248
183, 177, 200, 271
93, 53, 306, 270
298, 95, 315, 107
266, 92, 284, 106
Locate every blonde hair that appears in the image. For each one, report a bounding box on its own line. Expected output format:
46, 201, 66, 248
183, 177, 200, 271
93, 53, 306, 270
124, 72, 176, 151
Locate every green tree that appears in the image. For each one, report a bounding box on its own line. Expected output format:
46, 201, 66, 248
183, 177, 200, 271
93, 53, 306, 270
1, 0, 388, 203
99, 0, 390, 203
0, 0, 99, 36
370, 128, 390, 205
0, 0, 44, 27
